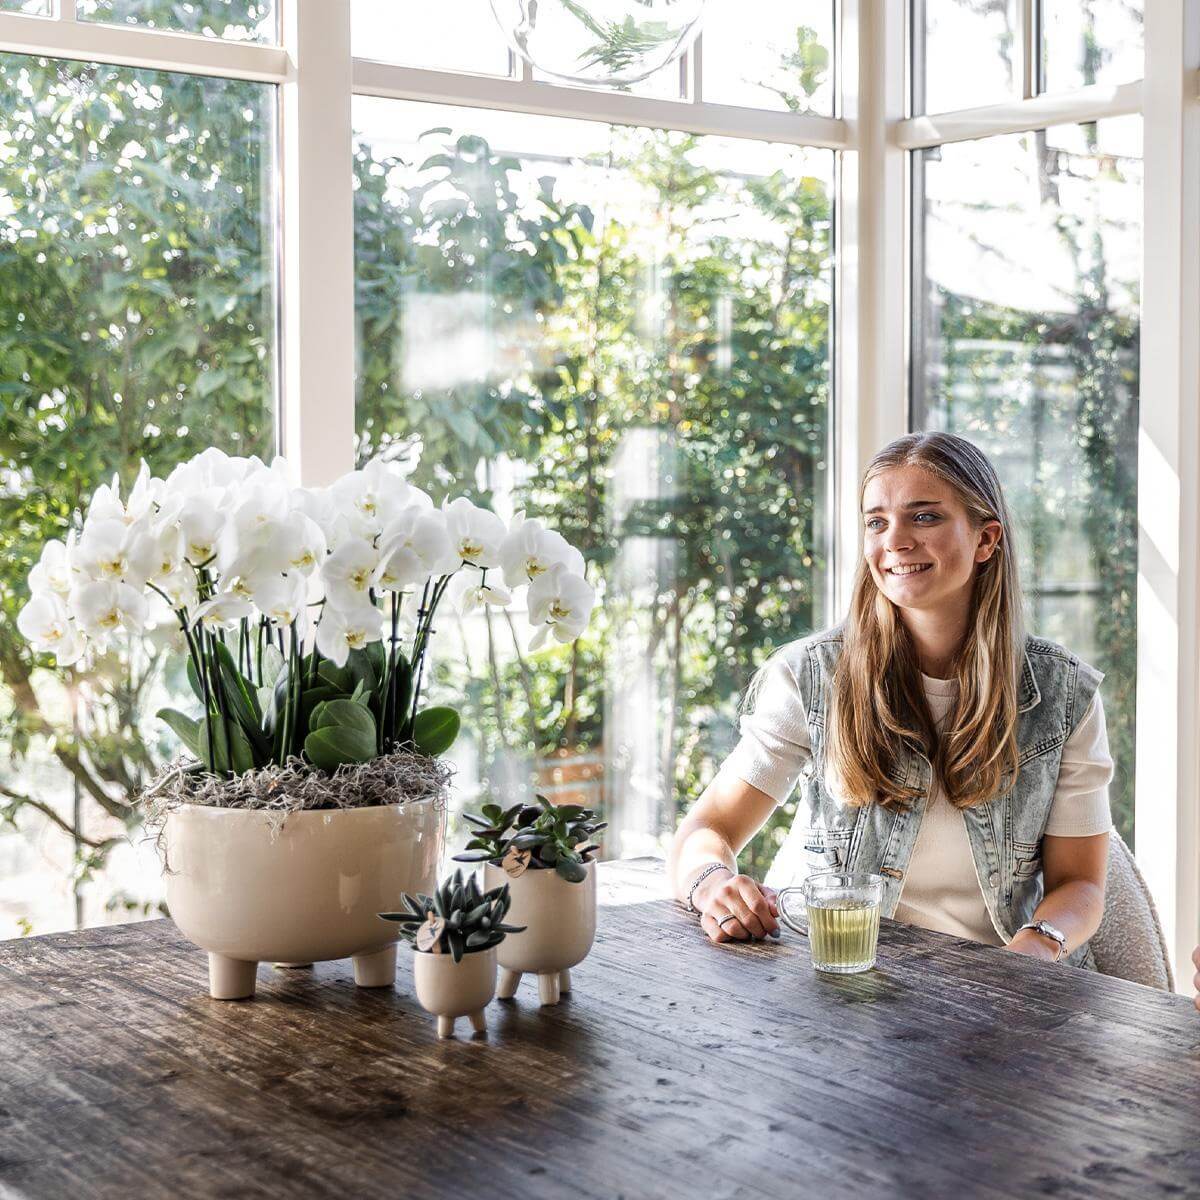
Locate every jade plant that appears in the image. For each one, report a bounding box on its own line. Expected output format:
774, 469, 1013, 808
379, 869, 525, 962
453, 795, 606, 883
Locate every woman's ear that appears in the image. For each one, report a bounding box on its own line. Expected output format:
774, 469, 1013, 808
976, 521, 1003, 563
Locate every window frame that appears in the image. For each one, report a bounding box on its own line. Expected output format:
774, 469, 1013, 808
0, 0, 1195, 989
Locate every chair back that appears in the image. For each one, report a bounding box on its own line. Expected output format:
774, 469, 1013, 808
1090, 829, 1174, 991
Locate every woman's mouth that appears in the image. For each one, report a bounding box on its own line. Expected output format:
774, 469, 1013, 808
887, 563, 933, 577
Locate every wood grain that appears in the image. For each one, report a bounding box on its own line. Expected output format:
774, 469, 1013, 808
1, 860, 1197, 1200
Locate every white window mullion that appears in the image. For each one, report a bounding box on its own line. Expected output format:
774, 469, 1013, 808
1137, 0, 1200, 991
280, 0, 355, 485
834, 0, 908, 614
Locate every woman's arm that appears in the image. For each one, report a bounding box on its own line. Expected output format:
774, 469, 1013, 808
668, 771, 781, 943
1005, 832, 1108, 960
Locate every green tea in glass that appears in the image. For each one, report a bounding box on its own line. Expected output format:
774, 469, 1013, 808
776, 872, 884, 974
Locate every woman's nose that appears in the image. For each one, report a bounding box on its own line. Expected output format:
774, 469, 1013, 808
883, 526, 914, 552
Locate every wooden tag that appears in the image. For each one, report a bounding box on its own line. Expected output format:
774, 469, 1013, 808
502, 846, 531, 878
416, 912, 445, 953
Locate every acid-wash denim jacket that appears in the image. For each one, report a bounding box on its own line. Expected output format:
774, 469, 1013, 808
760, 627, 1104, 969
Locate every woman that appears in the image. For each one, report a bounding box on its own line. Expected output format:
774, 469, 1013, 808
669, 432, 1113, 966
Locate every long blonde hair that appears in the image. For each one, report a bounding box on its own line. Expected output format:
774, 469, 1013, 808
827, 432, 1025, 811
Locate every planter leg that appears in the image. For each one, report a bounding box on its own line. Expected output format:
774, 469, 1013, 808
352, 944, 397, 988
437, 1015, 455, 1039
208, 953, 257, 1001
559, 968, 572, 995
537, 971, 561, 1006
468, 1009, 487, 1037
497, 968, 522, 1000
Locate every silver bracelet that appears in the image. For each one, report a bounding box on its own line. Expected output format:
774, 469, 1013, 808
685, 862, 732, 914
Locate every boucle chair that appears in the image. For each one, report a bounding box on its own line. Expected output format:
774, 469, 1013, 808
1089, 829, 1174, 991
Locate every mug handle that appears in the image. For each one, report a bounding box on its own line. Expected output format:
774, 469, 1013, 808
775, 886, 808, 936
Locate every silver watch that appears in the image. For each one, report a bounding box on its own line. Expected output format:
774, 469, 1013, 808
1017, 919, 1067, 961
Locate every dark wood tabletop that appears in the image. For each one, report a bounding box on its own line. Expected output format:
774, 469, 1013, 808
2, 860, 1198, 1200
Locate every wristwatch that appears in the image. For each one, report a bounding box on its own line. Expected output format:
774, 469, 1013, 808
1017, 919, 1067, 961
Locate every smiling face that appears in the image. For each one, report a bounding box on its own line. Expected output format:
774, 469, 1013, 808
862, 464, 1002, 619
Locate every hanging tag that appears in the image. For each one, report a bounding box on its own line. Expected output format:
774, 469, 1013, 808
502, 846, 531, 878
416, 911, 446, 953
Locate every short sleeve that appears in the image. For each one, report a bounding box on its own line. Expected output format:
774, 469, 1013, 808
1044, 692, 1114, 837
719, 652, 813, 805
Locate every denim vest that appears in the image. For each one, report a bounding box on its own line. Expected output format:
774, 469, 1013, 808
761, 628, 1104, 968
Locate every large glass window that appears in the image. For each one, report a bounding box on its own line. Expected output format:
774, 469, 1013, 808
0, 55, 276, 935
77, 0, 277, 43
693, 0, 834, 115
1040, 1, 1143, 94
353, 101, 832, 872
912, 117, 1142, 844
918, 0, 1019, 114
351, 0, 511, 76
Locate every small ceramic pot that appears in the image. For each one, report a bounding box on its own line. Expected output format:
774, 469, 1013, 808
165, 799, 442, 1000
484, 860, 597, 1005
411, 946, 497, 1039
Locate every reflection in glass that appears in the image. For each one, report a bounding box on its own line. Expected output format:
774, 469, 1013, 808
1040, 0, 1143, 94
354, 100, 832, 871
913, 118, 1142, 843
700, 0, 833, 116
920, 0, 1018, 113
0, 57, 276, 934
351, 0, 512, 76
77, 0, 276, 42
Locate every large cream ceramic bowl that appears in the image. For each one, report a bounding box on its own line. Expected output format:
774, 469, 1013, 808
484, 861, 597, 1005
165, 800, 442, 1000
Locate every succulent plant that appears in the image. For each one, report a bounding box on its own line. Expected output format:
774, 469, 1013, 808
452, 794, 606, 883
379, 868, 524, 963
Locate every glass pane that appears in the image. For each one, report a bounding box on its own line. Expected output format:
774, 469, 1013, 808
701, 0, 834, 116
351, 0, 511, 76
354, 100, 832, 873
921, 0, 1019, 114
77, 0, 276, 43
0, 2, 51, 14
1041, 0, 1143, 94
0, 55, 276, 935
913, 117, 1142, 844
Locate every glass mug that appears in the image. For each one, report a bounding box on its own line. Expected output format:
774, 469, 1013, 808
776, 872, 885, 974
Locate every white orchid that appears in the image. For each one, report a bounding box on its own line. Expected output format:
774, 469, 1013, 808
177, 493, 226, 567
191, 592, 254, 630
74, 517, 156, 589
446, 570, 513, 616
144, 521, 186, 584
17, 593, 84, 666
156, 568, 198, 611
499, 514, 585, 590
28, 537, 75, 597
442, 497, 506, 569
527, 563, 595, 651
85, 460, 160, 526
374, 507, 455, 592
69, 580, 147, 646
331, 458, 432, 538
252, 573, 309, 634
315, 600, 384, 667
279, 513, 327, 577
321, 537, 380, 609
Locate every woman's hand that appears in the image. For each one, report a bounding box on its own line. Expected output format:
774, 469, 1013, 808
1004, 928, 1061, 961
694, 869, 780, 944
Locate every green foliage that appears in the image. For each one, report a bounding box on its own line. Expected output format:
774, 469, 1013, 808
379, 868, 525, 963
453, 794, 605, 884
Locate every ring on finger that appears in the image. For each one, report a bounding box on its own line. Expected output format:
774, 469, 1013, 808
717, 913, 741, 929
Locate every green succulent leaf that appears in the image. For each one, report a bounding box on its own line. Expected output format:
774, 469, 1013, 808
157, 707, 202, 759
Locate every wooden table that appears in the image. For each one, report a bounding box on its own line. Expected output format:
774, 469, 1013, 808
2, 861, 1198, 1200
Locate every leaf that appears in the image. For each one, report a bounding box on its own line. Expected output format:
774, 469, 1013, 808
317, 660, 355, 693
451, 850, 494, 863
310, 698, 376, 741
157, 707, 201, 758
555, 857, 588, 883
304, 725, 377, 772
412, 706, 460, 756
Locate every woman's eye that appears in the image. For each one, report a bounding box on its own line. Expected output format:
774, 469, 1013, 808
914, 512, 939, 523
865, 518, 884, 531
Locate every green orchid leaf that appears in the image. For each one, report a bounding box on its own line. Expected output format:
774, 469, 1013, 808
412, 706, 461, 756
304, 724, 377, 772
157, 708, 202, 758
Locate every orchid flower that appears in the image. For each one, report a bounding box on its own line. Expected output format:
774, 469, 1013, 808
442, 496, 506, 570
446, 570, 513, 616
498, 513, 585, 590
315, 600, 384, 667
527, 563, 595, 651
17, 593, 84, 666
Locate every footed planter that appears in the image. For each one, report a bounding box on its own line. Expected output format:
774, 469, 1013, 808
484, 861, 597, 1005
165, 800, 442, 1000
412, 947, 497, 1039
